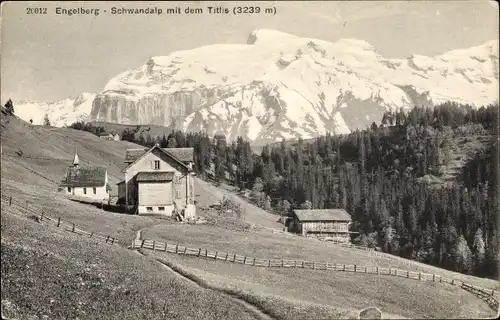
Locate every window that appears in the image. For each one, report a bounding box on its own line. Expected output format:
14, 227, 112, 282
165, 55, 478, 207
175, 176, 181, 184
158, 207, 165, 211
176, 190, 181, 199
83, 188, 87, 195
146, 207, 153, 212
93, 187, 97, 194
154, 160, 160, 170
67, 187, 71, 192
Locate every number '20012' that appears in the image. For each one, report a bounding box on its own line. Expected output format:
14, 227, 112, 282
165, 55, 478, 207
26, 8, 48, 14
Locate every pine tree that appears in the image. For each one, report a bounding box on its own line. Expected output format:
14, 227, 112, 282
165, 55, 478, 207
455, 235, 473, 274
43, 113, 51, 126
4, 99, 14, 114
473, 228, 486, 274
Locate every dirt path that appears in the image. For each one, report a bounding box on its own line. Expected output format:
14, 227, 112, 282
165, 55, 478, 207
134, 228, 274, 320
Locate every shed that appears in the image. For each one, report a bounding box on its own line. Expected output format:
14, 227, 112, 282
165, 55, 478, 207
290, 209, 355, 243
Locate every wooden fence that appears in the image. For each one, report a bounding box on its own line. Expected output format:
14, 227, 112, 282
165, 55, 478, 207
461, 283, 500, 311
2, 194, 117, 245
131, 238, 498, 311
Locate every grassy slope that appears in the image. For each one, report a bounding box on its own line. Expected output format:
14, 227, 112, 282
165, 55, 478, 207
155, 253, 494, 319
1, 112, 499, 319
1, 114, 140, 195
1, 211, 255, 320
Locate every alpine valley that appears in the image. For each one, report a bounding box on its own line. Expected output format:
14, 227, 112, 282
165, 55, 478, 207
15, 29, 499, 144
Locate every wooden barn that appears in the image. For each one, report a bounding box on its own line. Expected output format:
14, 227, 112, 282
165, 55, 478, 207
288, 209, 354, 243
58, 150, 111, 201
117, 144, 196, 217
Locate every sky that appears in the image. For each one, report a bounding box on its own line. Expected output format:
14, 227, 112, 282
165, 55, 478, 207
1, 0, 498, 103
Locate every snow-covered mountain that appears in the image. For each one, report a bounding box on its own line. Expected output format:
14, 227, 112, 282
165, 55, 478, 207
14, 93, 96, 126
16, 30, 499, 143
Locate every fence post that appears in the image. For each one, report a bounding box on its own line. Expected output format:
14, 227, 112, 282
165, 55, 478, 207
268, 259, 271, 267
281, 259, 284, 267
141, 240, 145, 248
354, 265, 357, 272
389, 268, 391, 275
226, 253, 229, 261
105, 235, 109, 243
418, 272, 421, 280
175, 244, 178, 253
40, 211, 44, 221
90, 232, 93, 238
184, 247, 187, 254
233, 254, 236, 262
9, 196, 12, 206
72, 224, 75, 233
243, 256, 246, 264
253, 258, 255, 266
153, 241, 156, 252
376, 266, 379, 275
111, 238, 115, 245
343, 264, 345, 271
451, 279, 454, 285
313, 261, 316, 270
433, 274, 435, 282
198, 248, 201, 257
215, 252, 218, 261
57, 217, 61, 227
407, 271, 409, 278
131, 239, 135, 248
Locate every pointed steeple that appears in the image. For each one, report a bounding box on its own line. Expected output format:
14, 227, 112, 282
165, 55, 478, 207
73, 149, 80, 167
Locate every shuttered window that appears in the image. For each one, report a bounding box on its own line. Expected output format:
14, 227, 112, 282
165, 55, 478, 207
93, 187, 97, 194
83, 188, 87, 195
176, 190, 181, 199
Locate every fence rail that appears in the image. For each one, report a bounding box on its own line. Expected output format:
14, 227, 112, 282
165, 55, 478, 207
131, 238, 498, 311
2, 194, 117, 245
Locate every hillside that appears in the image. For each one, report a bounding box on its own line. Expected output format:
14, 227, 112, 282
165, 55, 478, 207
13, 30, 499, 144
1, 110, 137, 195
1, 111, 499, 319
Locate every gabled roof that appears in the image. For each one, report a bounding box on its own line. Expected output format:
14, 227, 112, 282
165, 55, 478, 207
136, 171, 175, 182
59, 167, 107, 187
293, 209, 351, 222
125, 147, 194, 163
122, 145, 192, 173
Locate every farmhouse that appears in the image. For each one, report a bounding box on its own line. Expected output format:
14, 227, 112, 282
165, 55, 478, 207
59, 150, 111, 201
288, 209, 354, 243
117, 144, 196, 217
99, 133, 121, 141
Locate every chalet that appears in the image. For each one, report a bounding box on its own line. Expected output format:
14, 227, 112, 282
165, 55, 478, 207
117, 144, 196, 217
59, 150, 111, 200
288, 209, 355, 243
99, 133, 121, 141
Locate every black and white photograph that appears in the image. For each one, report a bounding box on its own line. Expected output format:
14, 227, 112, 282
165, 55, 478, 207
1, 1, 499, 319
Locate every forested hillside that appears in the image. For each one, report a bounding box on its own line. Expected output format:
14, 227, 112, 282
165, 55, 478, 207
70, 102, 499, 279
